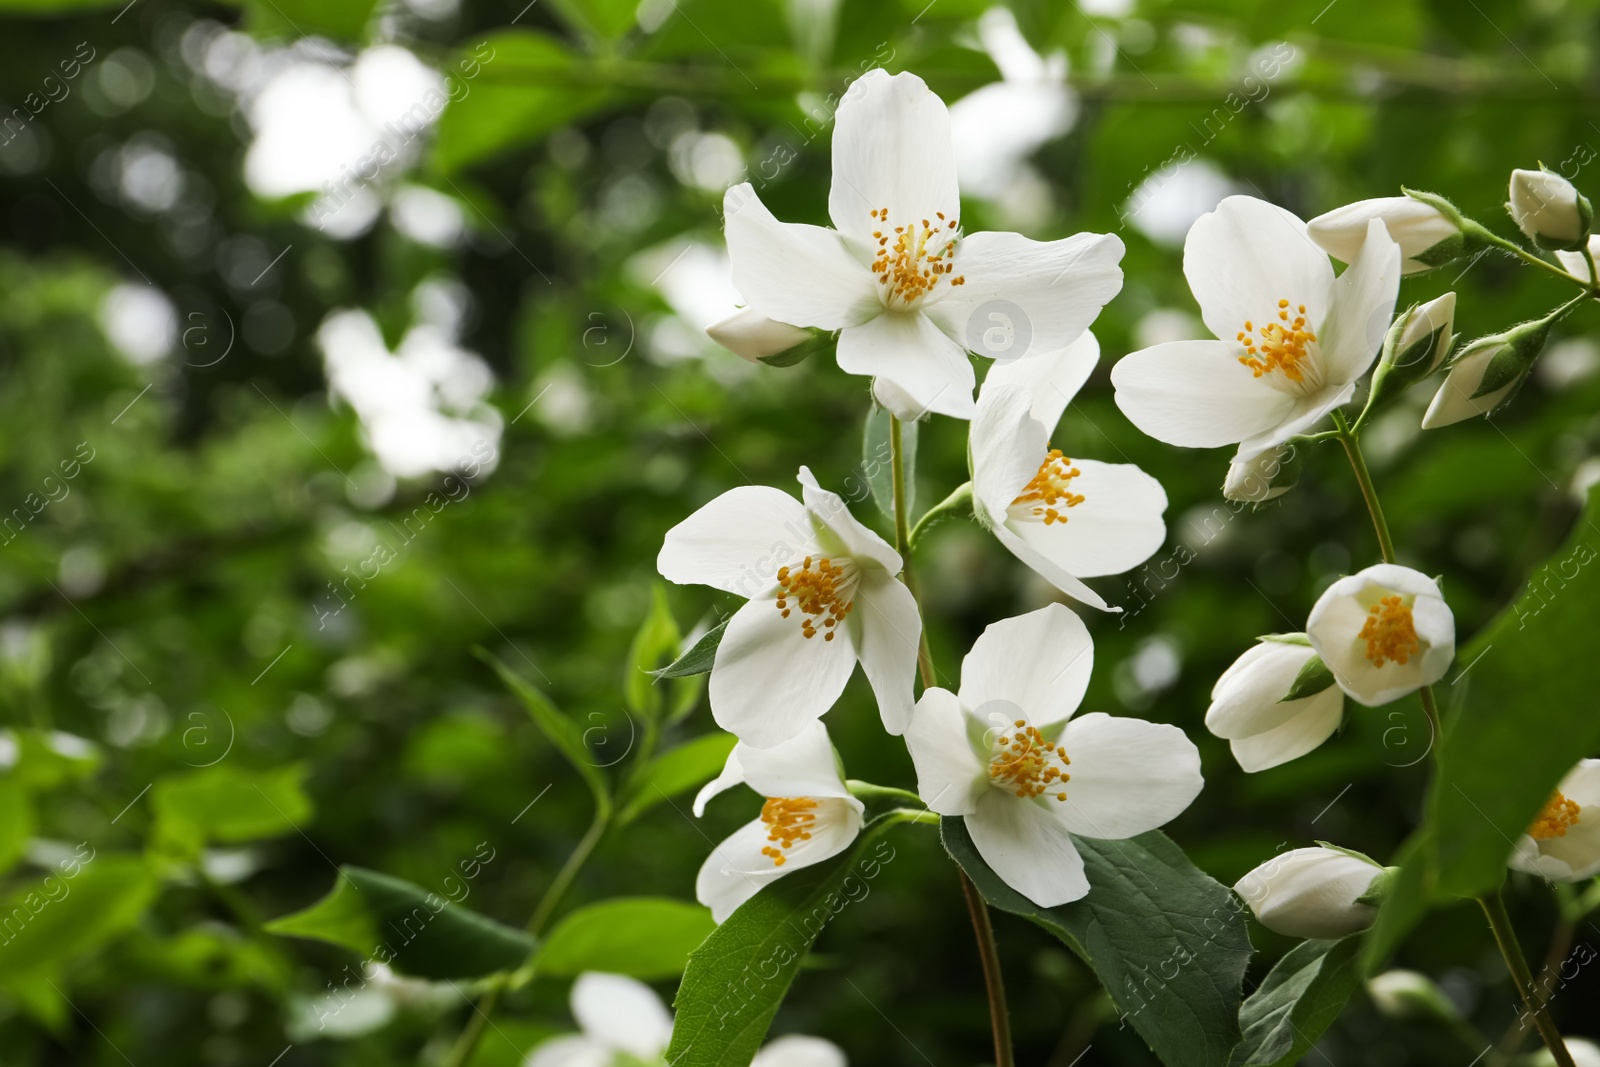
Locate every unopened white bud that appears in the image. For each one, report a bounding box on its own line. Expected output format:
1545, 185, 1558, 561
1223, 442, 1302, 503
706, 307, 812, 364
1308, 197, 1462, 274
1509, 168, 1592, 250
1366, 970, 1459, 1021
1234, 846, 1387, 939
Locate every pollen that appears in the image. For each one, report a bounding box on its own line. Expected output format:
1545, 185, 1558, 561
759, 796, 819, 866
1359, 595, 1420, 668
775, 556, 855, 640
1237, 299, 1316, 381
868, 207, 963, 306
989, 720, 1071, 802
1530, 791, 1582, 841
1011, 449, 1085, 525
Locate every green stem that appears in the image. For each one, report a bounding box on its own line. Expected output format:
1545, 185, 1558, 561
889, 417, 1013, 1067
1475, 227, 1594, 291
1332, 411, 1397, 565
908, 481, 973, 551
846, 780, 926, 806
1478, 892, 1578, 1067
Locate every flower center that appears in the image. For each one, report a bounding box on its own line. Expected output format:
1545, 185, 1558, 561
1530, 790, 1582, 841
1359, 595, 1420, 667
1236, 299, 1317, 381
869, 207, 964, 308
759, 796, 818, 866
775, 556, 855, 641
1009, 449, 1085, 525
989, 720, 1071, 802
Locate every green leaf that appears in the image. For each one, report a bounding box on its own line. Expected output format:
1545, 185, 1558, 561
1362, 835, 1437, 974
0, 854, 158, 975
618, 733, 737, 824
651, 618, 728, 680
944, 819, 1252, 1067
1230, 937, 1362, 1067
0, 776, 34, 872
152, 764, 312, 852
266, 866, 535, 980
432, 32, 615, 174
626, 585, 683, 717
480, 650, 611, 817
10, 730, 101, 791
1426, 484, 1600, 899
864, 403, 915, 520
216, 0, 380, 40
1280, 653, 1335, 702
537, 898, 715, 979
0, 0, 122, 12
667, 829, 898, 1067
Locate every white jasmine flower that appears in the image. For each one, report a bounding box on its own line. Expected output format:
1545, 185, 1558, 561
524, 972, 847, 1067
1206, 639, 1344, 772
1509, 759, 1600, 882
971, 354, 1168, 610
723, 68, 1124, 421
1307, 196, 1460, 274
692, 722, 864, 923
1509, 168, 1591, 250
657, 467, 921, 748
706, 307, 813, 363
1111, 196, 1400, 465
1305, 564, 1454, 707
904, 604, 1203, 907
1234, 846, 1386, 940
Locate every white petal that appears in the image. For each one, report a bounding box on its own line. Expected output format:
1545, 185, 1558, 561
904, 687, 986, 816
524, 1035, 610, 1067
966, 790, 1089, 908
971, 385, 1048, 520
828, 69, 960, 248
1561, 759, 1600, 808
1054, 713, 1203, 839
1307, 196, 1460, 274
570, 973, 672, 1057
1554, 236, 1600, 279
852, 575, 922, 735
1508, 834, 1577, 881
1307, 564, 1455, 707
1421, 343, 1515, 429
1522, 820, 1600, 882
751, 1035, 848, 1067
692, 747, 746, 817
798, 466, 901, 575
1206, 640, 1319, 737
925, 231, 1125, 356
695, 800, 863, 923
982, 330, 1100, 433
1111, 339, 1295, 448
958, 603, 1092, 726
837, 312, 977, 421
1227, 690, 1344, 773
1233, 383, 1354, 460
990, 520, 1111, 612
1004, 459, 1168, 579
1183, 196, 1334, 345
658, 486, 814, 597
1317, 218, 1401, 387
707, 307, 813, 363
735, 721, 856, 802
710, 597, 857, 748
724, 183, 881, 330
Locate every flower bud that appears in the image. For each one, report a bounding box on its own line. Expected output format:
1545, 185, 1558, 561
1206, 637, 1342, 772
706, 307, 814, 365
1421, 309, 1560, 429
1367, 292, 1457, 409
1234, 846, 1389, 940
1366, 970, 1460, 1022
1308, 196, 1463, 274
1508, 167, 1592, 251
1223, 441, 1304, 504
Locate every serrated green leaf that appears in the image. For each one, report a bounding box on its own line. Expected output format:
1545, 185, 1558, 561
864, 403, 914, 521
626, 585, 682, 717
1231, 937, 1361, 1066
618, 733, 737, 824
0, 854, 158, 975
944, 819, 1252, 1067
1280, 653, 1335, 702
666, 829, 898, 1067
152, 764, 312, 852
537, 897, 715, 979
480, 650, 611, 817
267, 866, 534, 980
652, 619, 728, 680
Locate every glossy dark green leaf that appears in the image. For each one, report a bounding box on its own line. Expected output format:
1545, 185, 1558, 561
537, 897, 715, 978
1231, 937, 1361, 1067
1280, 653, 1335, 702
266, 866, 535, 980
944, 818, 1252, 1067
651, 618, 728, 680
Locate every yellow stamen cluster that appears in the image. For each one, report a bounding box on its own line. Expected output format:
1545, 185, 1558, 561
1011, 449, 1085, 525
760, 796, 818, 866
868, 207, 965, 305
1237, 299, 1316, 381
989, 720, 1071, 801
1530, 790, 1582, 841
775, 556, 853, 641
1359, 594, 1420, 668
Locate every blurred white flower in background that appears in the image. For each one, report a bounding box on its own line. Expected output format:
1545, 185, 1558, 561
99, 283, 177, 365
1122, 158, 1241, 247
